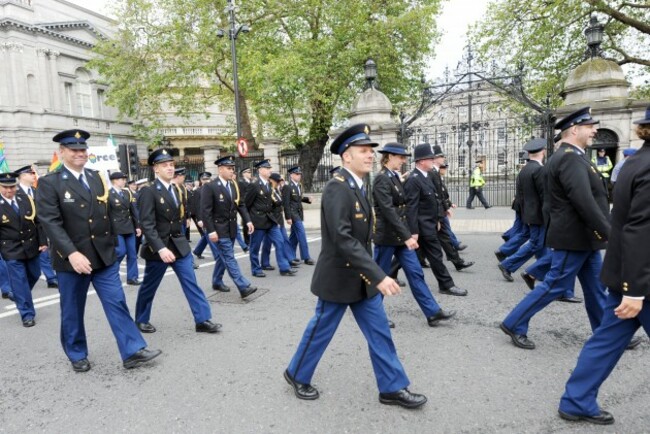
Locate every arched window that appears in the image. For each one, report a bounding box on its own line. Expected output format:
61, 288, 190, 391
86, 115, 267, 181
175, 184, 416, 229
27, 74, 38, 104
75, 68, 93, 117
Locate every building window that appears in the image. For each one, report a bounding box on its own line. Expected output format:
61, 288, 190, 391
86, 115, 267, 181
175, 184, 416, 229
27, 74, 38, 104
75, 68, 93, 117
97, 89, 105, 118
439, 132, 447, 145
64, 82, 74, 114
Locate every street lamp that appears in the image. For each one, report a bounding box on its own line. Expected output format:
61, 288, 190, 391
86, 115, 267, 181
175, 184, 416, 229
217, 0, 250, 141
364, 59, 377, 89
585, 15, 604, 59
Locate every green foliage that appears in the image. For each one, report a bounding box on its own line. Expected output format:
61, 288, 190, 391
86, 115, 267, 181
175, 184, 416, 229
470, 0, 650, 107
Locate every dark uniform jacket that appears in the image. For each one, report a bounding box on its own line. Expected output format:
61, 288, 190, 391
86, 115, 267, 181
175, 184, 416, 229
201, 177, 251, 239
244, 179, 281, 230
138, 179, 190, 260
108, 187, 140, 235
601, 141, 650, 298
545, 143, 610, 251
372, 167, 411, 246
186, 188, 195, 218
518, 160, 546, 225
512, 170, 524, 213
36, 167, 116, 272
270, 186, 286, 225
404, 169, 440, 238
430, 169, 449, 217
0, 193, 45, 260
282, 181, 308, 222
311, 168, 385, 304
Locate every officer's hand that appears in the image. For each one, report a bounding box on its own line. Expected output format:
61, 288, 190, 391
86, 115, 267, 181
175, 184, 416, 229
198, 220, 204, 228
437, 221, 441, 231
286, 219, 292, 225
614, 297, 643, 319
209, 232, 219, 243
186, 218, 191, 227
247, 222, 254, 234
404, 238, 418, 250
158, 248, 176, 264
39, 245, 48, 252
69, 251, 92, 275
412, 234, 419, 241
135, 228, 142, 237
377, 277, 401, 297
446, 209, 453, 218
451, 203, 457, 209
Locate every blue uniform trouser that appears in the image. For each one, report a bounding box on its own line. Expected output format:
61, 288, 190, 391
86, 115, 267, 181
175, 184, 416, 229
135, 253, 212, 325
212, 237, 251, 291
262, 225, 295, 267
289, 220, 311, 260
235, 225, 248, 250
250, 226, 291, 274
525, 249, 576, 298
193, 232, 220, 259
501, 224, 547, 273
57, 262, 147, 362
503, 211, 523, 241
374, 245, 441, 318
39, 250, 57, 284
6, 258, 40, 320
287, 294, 410, 393
503, 249, 606, 336
559, 292, 650, 417
498, 223, 530, 257
0, 255, 11, 295
116, 233, 139, 281
441, 216, 460, 249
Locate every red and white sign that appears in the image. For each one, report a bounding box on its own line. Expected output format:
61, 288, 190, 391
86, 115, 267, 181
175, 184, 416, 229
237, 138, 248, 157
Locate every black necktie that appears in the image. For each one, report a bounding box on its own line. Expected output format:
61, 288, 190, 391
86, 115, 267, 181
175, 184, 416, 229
226, 182, 232, 198
28, 187, 33, 197
79, 174, 91, 192
11, 200, 19, 215
168, 185, 178, 207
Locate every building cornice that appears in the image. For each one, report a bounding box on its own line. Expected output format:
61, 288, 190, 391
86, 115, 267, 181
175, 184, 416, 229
37, 20, 108, 40
0, 18, 95, 48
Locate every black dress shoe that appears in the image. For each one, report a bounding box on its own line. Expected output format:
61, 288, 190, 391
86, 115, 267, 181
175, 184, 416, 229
137, 322, 156, 333
456, 244, 467, 251
501, 234, 509, 242
521, 272, 536, 290
494, 250, 507, 262
213, 284, 231, 292
500, 322, 535, 350
439, 286, 467, 296
127, 279, 143, 286
454, 260, 474, 271
558, 409, 614, 425
290, 259, 302, 266
626, 336, 643, 350
71, 358, 91, 373
284, 369, 319, 400
498, 264, 514, 282
485, 205, 492, 209
262, 266, 276, 271
395, 278, 406, 287
193, 262, 200, 270
427, 309, 456, 326
420, 261, 430, 268
47, 281, 59, 288
466, 206, 474, 209
22, 318, 36, 327
194, 252, 204, 260
240, 286, 258, 299
123, 348, 162, 369
290, 262, 301, 268
2, 292, 15, 301
304, 259, 315, 265
280, 270, 297, 276
379, 388, 427, 409
388, 320, 396, 329
557, 296, 582, 303
253, 272, 266, 278
196, 320, 222, 333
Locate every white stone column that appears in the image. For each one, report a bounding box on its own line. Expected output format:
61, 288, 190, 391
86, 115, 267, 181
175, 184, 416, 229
262, 138, 281, 172
8, 42, 26, 107
203, 145, 221, 175
48, 51, 61, 112
0, 44, 12, 106
36, 48, 51, 110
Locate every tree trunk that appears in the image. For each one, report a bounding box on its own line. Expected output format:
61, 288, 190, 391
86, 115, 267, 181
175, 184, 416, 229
238, 89, 256, 147
299, 99, 333, 191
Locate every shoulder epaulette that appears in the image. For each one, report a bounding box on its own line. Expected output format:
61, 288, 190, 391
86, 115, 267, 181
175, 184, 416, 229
334, 175, 345, 182
565, 148, 574, 153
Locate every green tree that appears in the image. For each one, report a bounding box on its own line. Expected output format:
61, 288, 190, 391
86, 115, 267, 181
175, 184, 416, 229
470, 0, 650, 106
92, 0, 443, 189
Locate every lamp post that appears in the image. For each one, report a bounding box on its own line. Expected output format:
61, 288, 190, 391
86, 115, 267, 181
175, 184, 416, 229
217, 0, 250, 141
364, 59, 377, 90
584, 15, 604, 59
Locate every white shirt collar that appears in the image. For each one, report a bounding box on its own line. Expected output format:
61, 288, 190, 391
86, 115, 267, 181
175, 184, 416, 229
342, 167, 363, 189
219, 176, 230, 186
416, 167, 429, 178
157, 178, 172, 190
1, 195, 16, 204
63, 165, 84, 178
19, 184, 31, 195
566, 143, 585, 155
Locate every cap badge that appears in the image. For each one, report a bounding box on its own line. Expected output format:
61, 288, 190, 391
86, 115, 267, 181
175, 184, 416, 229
162, 150, 168, 155
364, 125, 370, 134
74, 131, 81, 139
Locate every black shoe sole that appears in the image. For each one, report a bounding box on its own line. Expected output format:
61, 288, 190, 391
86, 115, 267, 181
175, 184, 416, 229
284, 370, 319, 400
379, 395, 427, 409
558, 410, 614, 425
499, 323, 535, 350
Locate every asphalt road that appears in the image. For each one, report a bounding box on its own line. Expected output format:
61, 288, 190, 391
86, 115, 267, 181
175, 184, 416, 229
1, 233, 648, 433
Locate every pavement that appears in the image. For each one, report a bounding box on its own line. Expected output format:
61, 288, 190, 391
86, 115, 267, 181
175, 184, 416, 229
1, 210, 648, 433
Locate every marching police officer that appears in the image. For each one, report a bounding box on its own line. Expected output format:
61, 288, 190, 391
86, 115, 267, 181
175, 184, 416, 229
404, 144, 467, 297
200, 156, 257, 298
0, 172, 45, 327
283, 166, 315, 265
373, 143, 455, 327
37, 129, 160, 372
499, 107, 627, 350
245, 159, 296, 278
558, 107, 650, 426
284, 124, 427, 409
239, 167, 253, 246
261, 173, 298, 269
192, 172, 220, 261
108, 171, 142, 285
135, 149, 221, 334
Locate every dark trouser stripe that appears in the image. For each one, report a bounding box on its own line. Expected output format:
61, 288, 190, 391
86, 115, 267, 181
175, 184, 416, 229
292, 300, 325, 379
